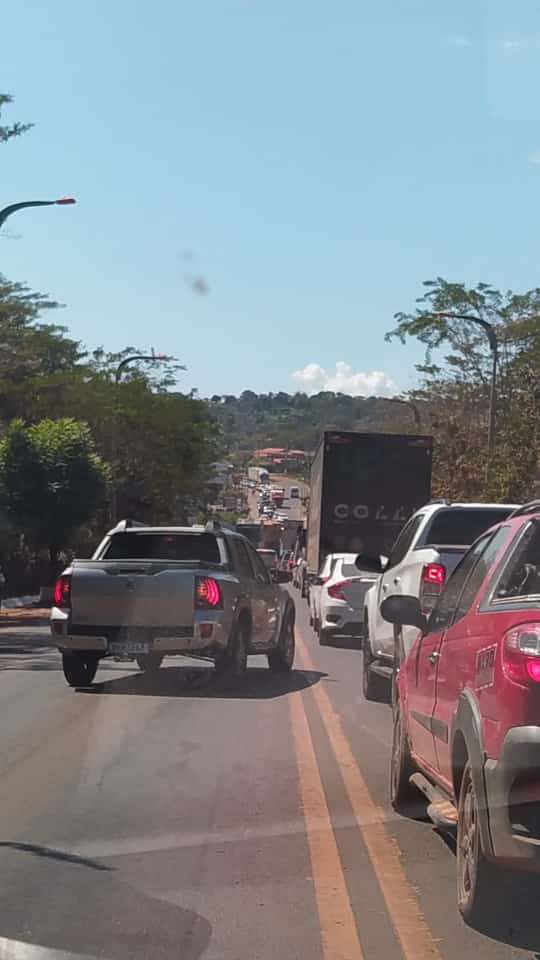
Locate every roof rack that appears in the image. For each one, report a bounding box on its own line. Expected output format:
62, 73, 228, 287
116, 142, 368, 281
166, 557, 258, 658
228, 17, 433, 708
508, 502, 540, 519
426, 499, 451, 506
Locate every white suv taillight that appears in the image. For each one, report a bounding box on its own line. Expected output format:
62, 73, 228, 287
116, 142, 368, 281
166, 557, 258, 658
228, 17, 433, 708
503, 623, 540, 685
419, 562, 446, 614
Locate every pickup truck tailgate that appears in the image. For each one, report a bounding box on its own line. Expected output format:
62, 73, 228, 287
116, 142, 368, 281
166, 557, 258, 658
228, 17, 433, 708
70, 561, 196, 628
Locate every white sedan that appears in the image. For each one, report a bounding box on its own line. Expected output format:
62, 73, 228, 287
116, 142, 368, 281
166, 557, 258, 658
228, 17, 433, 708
311, 553, 378, 646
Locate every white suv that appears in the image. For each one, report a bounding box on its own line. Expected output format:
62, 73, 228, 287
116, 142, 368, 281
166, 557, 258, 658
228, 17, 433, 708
362, 500, 518, 701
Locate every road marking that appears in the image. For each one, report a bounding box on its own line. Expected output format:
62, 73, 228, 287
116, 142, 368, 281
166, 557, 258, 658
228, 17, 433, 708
289, 690, 364, 960
296, 629, 443, 960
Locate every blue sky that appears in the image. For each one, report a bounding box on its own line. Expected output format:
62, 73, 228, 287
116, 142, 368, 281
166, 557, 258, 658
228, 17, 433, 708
3, 0, 540, 398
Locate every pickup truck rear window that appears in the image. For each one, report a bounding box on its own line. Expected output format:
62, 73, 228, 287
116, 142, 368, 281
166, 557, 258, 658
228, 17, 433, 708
417, 508, 513, 548
101, 533, 222, 564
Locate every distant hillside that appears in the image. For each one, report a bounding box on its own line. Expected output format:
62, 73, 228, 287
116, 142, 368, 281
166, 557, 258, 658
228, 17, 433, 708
207, 391, 423, 454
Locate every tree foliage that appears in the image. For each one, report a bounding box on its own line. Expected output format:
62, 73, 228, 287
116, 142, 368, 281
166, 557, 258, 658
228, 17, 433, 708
388, 278, 540, 501
0, 94, 33, 145
0, 418, 110, 565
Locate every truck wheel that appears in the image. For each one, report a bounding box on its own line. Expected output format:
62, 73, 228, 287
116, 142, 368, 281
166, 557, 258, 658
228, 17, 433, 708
268, 610, 295, 672
457, 762, 500, 924
215, 623, 248, 679
136, 653, 163, 673
362, 643, 386, 702
62, 652, 98, 688
390, 699, 418, 812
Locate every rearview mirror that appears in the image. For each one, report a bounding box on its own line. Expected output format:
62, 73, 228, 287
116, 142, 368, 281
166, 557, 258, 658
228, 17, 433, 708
355, 553, 388, 575
380, 594, 427, 632
271, 569, 291, 584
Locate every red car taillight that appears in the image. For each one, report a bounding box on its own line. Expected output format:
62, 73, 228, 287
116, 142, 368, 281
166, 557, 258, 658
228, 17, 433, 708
53, 573, 71, 609
503, 623, 540, 685
328, 579, 354, 601
195, 576, 222, 609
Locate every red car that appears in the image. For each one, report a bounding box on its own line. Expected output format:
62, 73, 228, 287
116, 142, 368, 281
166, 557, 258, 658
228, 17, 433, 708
381, 501, 540, 923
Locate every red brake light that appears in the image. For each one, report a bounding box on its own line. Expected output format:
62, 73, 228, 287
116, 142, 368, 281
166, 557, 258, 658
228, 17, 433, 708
503, 623, 540, 685
53, 573, 71, 608
328, 579, 353, 600
422, 563, 445, 585
195, 576, 222, 609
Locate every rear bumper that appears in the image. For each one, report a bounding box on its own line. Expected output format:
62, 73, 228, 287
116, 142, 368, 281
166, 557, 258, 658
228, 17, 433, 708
321, 603, 363, 636
50, 607, 229, 655
484, 725, 540, 869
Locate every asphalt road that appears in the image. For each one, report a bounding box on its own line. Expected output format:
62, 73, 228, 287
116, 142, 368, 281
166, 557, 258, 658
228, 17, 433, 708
1, 601, 539, 959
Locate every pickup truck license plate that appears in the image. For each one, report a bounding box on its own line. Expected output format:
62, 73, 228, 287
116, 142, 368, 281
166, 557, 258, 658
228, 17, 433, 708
109, 641, 149, 655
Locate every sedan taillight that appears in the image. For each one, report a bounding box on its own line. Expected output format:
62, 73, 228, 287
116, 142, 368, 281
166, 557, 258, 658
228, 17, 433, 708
327, 579, 354, 601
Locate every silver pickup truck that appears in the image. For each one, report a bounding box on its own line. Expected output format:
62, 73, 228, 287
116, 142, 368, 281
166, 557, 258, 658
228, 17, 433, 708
51, 520, 295, 687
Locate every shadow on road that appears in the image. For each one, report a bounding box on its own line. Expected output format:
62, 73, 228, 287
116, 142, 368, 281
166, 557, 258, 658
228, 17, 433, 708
0, 841, 113, 871
0, 630, 60, 671
324, 635, 363, 651
432, 826, 540, 950
79, 665, 327, 699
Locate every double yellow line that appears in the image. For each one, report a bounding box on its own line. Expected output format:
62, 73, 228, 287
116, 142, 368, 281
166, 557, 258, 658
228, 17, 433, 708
291, 629, 443, 960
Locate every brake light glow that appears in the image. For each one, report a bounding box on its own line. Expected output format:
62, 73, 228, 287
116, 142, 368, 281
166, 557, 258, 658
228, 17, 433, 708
53, 573, 71, 609
195, 576, 222, 609
328, 579, 353, 601
422, 563, 445, 585
503, 623, 540, 685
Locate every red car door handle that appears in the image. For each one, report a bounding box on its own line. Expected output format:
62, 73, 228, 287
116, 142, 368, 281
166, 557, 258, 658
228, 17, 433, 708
428, 651, 440, 665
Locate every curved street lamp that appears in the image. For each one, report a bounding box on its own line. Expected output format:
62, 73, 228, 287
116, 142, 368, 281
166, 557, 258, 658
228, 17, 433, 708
0, 197, 76, 230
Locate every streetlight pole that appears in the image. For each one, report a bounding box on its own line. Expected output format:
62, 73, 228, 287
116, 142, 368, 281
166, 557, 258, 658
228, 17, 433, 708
437, 312, 499, 478
110, 352, 180, 523
0, 196, 76, 230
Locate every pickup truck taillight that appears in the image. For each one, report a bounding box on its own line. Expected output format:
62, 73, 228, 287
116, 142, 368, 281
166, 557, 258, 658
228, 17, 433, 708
53, 573, 71, 609
195, 576, 223, 609
503, 623, 540, 685
419, 563, 446, 614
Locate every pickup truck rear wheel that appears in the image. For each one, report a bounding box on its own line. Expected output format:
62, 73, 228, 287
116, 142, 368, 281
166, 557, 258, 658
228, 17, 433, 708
215, 623, 248, 678
362, 642, 386, 702
268, 610, 295, 672
136, 653, 163, 673
457, 761, 501, 923
62, 652, 98, 688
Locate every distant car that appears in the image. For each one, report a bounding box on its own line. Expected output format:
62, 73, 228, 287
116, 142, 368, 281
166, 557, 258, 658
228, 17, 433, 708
257, 548, 279, 571
309, 553, 347, 633
289, 486, 300, 499
314, 554, 378, 646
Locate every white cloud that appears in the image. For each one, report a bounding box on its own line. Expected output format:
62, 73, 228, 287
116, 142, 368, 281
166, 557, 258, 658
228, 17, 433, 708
292, 361, 398, 397
503, 39, 521, 50
529, 151, 540, 165
444, 34, 472, 49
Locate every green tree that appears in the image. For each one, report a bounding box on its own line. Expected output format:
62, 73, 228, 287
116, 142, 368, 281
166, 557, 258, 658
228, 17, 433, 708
387, 278, 540, 500
0, 94, 33, 145
0, 418, 110, 576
